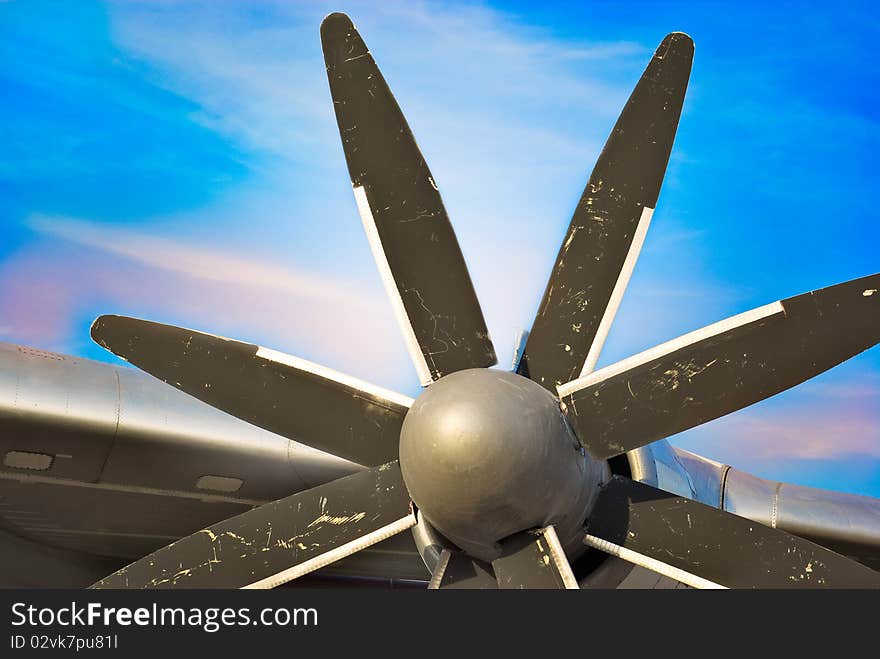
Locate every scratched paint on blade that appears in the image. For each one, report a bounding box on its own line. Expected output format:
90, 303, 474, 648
91, 461, 412, 589
517, 34, 693, 390
322, 13, 496, 382
587, 476, 880, 587
562, 274, 880, 459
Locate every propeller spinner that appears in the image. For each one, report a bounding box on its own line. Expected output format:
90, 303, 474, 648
399, 369, 604, 563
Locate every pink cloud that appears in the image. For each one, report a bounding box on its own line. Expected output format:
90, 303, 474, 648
0, 218, 421, 392
672, 382, 880, 465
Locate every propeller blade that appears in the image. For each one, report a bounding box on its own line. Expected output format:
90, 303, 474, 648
91, 315, 410, 467
558, 274, 880, 459
91, 461, 414, 589
518, 32, 693, 391
427, 549, 497, 589
585, 476, 880, 588
491, 526, 579, 589
321, 13, 497, 385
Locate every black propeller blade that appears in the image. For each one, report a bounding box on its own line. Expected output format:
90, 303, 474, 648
428, 549, 498, 589
321, 13, 496, 385
585, 476, 880, 588
559, 274, 880, 459
91, 461, 414, 589
492, 526, 580, 589
91, 315, 410, 467
517, 32, 693, 391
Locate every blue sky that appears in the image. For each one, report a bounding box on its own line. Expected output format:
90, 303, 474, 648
1, 0, 878, 496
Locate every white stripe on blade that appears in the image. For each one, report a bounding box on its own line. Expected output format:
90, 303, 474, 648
427, 549, 453, 590
353, 185, 434, 386
255, 346, 414, 409
558, 300, 784, 398
583, 534, 726, 589
581, 206, 655, 377
242, 512, 417, 589
541, 526, 579, 589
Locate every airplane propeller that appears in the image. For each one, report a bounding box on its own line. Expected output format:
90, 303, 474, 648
89, 13, 880, 589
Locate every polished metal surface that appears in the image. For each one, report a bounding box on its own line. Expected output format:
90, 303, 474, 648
673, 447, 880, 568
410, 510, 453, 575
672, 447, 727, 507
0, 340, 427, 582
0, 340, 360, 500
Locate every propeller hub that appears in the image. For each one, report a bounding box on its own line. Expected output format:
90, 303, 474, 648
399, 369, 602, 562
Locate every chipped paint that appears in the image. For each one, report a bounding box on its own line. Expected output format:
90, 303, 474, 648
558, 300, 784, 398
92, 460, 414, 589
330, 10, 496, 386
307, 511, 367, 527
585, 476, 880, 588
517, 34, 692, 392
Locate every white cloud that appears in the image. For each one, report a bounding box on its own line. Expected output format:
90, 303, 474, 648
107, 1, 644, 161
28, 214, 345, 302
95, 0, 720, 373
5, 215, 415, 390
